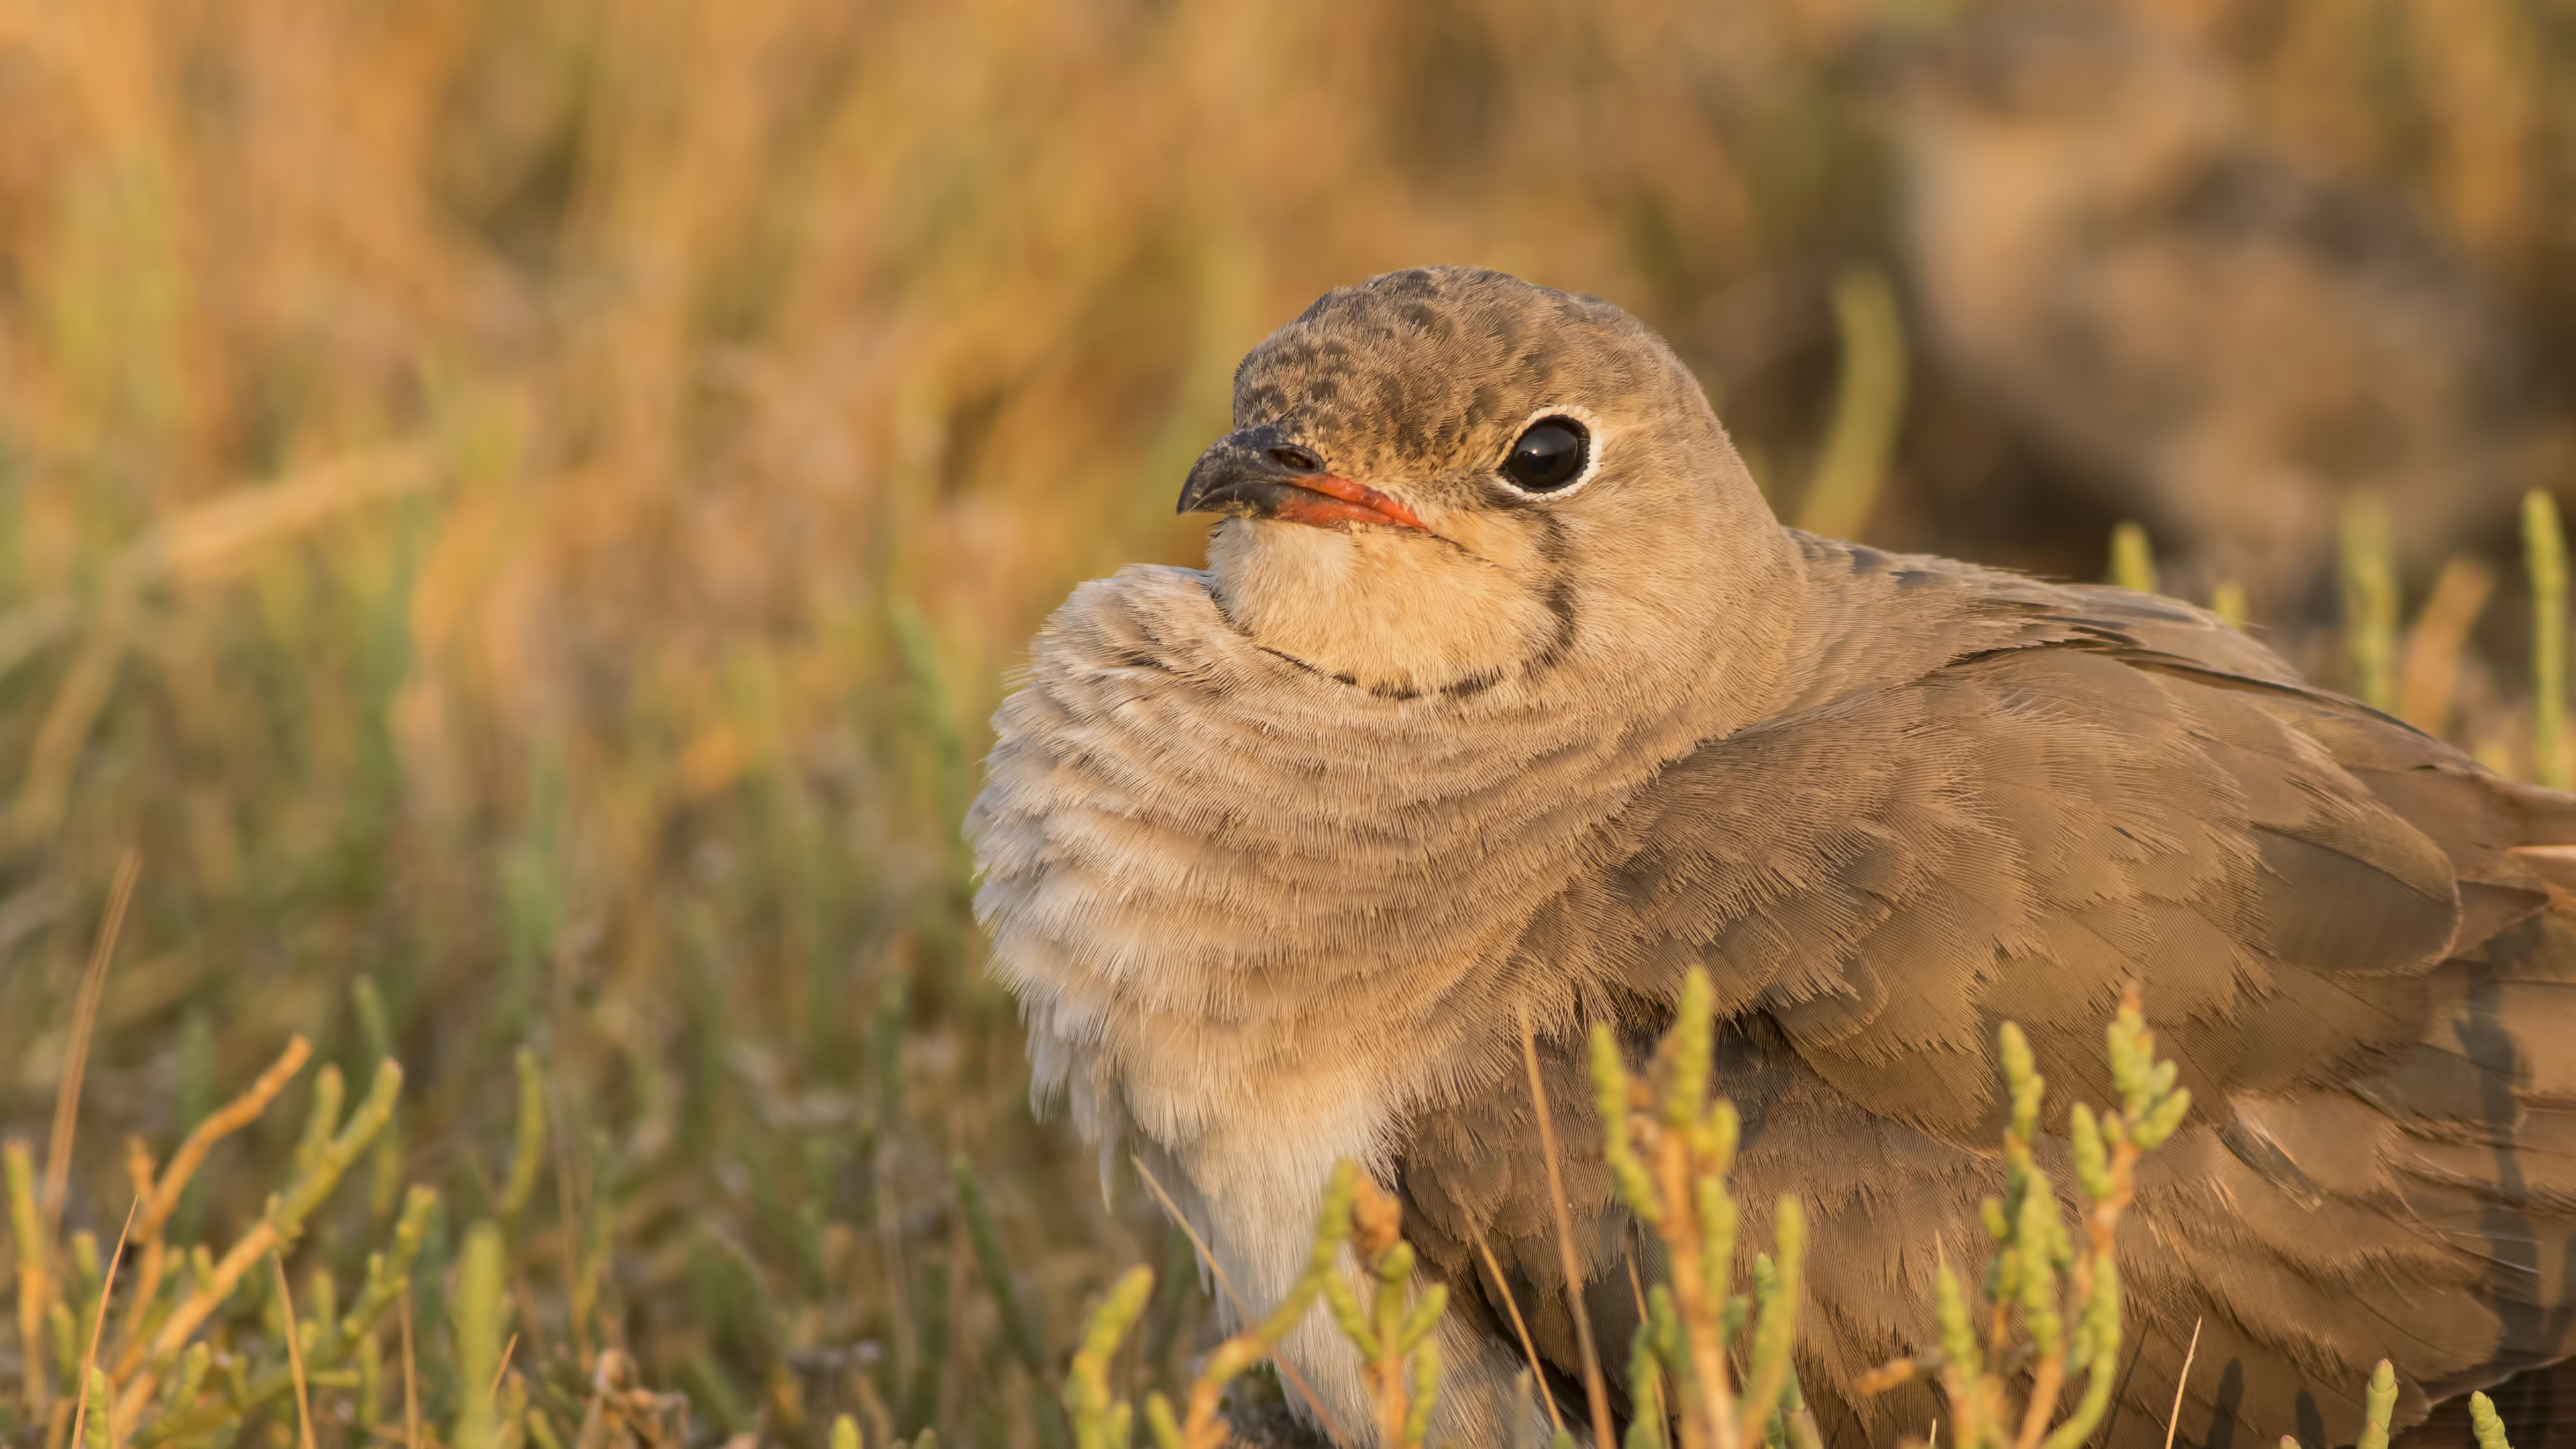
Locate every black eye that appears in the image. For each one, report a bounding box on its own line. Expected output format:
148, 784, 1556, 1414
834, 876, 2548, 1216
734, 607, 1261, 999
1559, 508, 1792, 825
1502, 418, 1589, 492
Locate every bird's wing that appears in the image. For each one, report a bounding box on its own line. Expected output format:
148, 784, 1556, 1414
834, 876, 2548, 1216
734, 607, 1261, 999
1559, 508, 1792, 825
1397, 606, 2576, 1447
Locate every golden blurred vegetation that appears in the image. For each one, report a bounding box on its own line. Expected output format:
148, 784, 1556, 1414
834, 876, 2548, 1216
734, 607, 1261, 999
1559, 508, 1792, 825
2, 1, 2573, 1445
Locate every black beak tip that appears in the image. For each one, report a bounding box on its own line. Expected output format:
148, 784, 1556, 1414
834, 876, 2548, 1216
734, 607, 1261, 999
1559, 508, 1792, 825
1175, 458, 1222, 516
1177, 431, 1283, 519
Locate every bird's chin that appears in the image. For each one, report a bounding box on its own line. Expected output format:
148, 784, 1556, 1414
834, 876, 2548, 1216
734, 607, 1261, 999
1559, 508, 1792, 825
1265, 498, 1421, 532
1260, 475, 1430, 533
1205, 518, 1556, 698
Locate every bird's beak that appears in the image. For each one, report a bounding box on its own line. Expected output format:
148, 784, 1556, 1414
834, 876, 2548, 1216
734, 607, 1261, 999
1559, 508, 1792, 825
1177, 429, 1428, 533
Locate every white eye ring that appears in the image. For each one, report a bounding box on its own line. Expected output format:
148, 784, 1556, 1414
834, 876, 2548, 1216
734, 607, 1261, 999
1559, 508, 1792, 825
1495, 404, 1606, 500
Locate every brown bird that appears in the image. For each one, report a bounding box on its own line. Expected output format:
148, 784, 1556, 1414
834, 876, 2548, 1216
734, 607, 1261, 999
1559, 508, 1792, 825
970, 266, 2576, 1446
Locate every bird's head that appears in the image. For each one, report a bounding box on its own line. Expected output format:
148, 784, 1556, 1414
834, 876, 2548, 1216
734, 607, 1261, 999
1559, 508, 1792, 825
1180, 266, 1790, 700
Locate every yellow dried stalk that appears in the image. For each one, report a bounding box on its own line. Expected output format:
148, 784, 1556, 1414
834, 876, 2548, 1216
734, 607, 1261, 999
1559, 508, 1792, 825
109, 1036, 315, 1378
1063, 1267, 1151, 1449
1860, 986, 2188, 1449
2526, 490, 2568, 790
111, 1059, 404, 1429
1071, 1158, 1448, 1449
1591, 967, 1806, 1449
2341, 494, 2400, 712
9, 1142, 52, 1424
1320, 1175, 1447, 1448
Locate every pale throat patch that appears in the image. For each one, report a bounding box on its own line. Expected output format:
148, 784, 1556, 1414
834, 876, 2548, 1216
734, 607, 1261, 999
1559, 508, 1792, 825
1206, 511, 1562, 696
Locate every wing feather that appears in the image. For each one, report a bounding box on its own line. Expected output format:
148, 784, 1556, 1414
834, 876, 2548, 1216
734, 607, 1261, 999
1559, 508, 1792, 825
1396, 584, 2576, 1445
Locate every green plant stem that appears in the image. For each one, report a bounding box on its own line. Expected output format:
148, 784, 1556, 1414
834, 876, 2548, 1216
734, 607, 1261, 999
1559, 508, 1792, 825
2110, 523, 2158, 595
1798, 266, 1908, 542
2528, 490, 2568, 789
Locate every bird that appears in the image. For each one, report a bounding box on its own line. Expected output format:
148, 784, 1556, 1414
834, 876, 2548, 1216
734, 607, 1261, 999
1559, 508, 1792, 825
968, 265, 2576, 1447
1886, 1, 2574, 615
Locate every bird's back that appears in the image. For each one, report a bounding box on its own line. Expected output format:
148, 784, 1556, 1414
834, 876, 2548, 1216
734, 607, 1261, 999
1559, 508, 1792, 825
1400, 538, 2576, 1448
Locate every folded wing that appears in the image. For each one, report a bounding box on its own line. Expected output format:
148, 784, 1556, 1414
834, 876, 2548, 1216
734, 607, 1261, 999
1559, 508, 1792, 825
1399, 584, 2576, 1447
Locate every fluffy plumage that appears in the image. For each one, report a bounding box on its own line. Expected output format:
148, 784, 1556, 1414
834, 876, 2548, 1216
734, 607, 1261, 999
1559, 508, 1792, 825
969, 266, 2576, 1446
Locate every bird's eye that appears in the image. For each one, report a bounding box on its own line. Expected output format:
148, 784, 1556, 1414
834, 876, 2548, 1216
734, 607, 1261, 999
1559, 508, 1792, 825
1501, 418, 1589, 492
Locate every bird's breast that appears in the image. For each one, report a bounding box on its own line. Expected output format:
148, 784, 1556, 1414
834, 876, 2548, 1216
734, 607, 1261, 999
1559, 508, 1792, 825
969, 568, 1709, 1152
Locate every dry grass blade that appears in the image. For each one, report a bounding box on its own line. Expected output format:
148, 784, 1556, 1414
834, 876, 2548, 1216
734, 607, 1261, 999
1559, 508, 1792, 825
2400, 556, 2496, 735
13, 602, 140, 848
44, 849, 142, 1239
0, 446, 433, 687
1471, 1220, 1562, 1438
129, 445, 438, 589
1517, 1003, 1614, 1449
1128, 1153, 1346, 1445
274, 1255, 319, 1449
13, 445, 436, 843
2163, 1318, 2203, 1449
70, 1200, 138, 1449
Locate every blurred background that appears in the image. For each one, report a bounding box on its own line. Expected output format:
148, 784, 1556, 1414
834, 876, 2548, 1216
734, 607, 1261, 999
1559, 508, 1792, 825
2, 1, 2573, 1445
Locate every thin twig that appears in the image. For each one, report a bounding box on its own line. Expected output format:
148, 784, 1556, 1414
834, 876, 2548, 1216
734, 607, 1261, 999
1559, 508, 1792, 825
45, 851, 142, 1240
1471, 1220, 1563, 1437
1128, 1154, 1348, 1446
492, 1334, 521, 1402
274, 1256, 319, 1449
2161, 1319, 2204, 1449
1518, 1003, 1615, 1449
69, 1200, 137, 1449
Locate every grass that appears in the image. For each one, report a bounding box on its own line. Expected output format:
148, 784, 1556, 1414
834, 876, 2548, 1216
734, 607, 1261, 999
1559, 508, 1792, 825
2, 0, 2575, 1445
